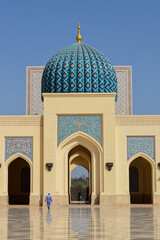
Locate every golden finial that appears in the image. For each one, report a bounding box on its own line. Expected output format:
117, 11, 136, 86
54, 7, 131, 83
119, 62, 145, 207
76, 23, 82, 43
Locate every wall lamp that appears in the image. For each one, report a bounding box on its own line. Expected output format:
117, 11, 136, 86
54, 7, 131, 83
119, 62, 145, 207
106, 162, 113, 171
158, 163, 160, 168
46, 163, 53, 171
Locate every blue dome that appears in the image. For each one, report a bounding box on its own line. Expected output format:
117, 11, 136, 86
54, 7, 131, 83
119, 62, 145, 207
42, 42, 117, 100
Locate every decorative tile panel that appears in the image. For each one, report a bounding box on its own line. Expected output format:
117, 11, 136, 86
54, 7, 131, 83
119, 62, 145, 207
115, 66, 132, 115
32, 72, 44, 115
115, 71, 127, 115
58, 116, 101, 145
5, 137, 33, 161
26, 67, 44, 115
127, 137, 155, 160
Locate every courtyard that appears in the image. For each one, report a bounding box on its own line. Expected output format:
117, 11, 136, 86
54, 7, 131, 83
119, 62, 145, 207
0, 205, 160, 239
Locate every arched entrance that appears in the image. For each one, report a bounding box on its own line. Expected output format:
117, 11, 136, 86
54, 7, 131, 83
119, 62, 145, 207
68, 145, 91, 204
8, 157, 30, 205
58, 131, 102, 205
129, 156, 152, 204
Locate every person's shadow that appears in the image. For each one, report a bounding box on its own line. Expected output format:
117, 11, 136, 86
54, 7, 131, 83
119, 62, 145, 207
46, 210, 52, 224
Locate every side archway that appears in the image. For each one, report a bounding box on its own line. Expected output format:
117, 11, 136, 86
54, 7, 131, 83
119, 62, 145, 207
128, 153, 155, 204
7, 154, 32, 205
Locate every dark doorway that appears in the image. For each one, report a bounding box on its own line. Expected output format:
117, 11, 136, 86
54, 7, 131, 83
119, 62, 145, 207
8, 158, 30, 205
129, 157, 152, 204
21, 167, 30, 193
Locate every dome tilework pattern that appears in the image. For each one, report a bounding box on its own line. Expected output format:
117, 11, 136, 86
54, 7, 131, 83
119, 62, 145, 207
42, 43, 117, 100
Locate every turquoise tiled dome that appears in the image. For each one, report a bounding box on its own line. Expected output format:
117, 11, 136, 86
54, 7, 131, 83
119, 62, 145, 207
42, 42, 117, 101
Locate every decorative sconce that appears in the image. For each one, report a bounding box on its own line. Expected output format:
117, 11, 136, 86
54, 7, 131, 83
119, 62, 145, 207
106, 162, 113, 171
158, 163, 160, 168
0, 163, 1, 168
46, 163, 53, 171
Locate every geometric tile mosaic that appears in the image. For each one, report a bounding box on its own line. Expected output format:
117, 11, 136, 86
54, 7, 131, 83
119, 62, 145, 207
41, 43, 117, 100
32, 72, 44, 115
115, 71, 127, 115
26, 67, 44, 115
58, 116, 102, 145
115, 66, 132, 115
127, 136, 155, 160
5, 137, 33, 161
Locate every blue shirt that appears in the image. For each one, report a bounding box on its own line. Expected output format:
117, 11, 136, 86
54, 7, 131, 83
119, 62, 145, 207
45, 195, 52, 206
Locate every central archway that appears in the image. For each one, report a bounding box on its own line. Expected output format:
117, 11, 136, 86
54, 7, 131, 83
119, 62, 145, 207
57, 131, 102, 205
69, 145, 91, 204
8, 157, 30, 205
129, 156, 153, 204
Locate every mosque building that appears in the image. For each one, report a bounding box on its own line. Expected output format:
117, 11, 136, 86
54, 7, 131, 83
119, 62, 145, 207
0, 25, 160, 206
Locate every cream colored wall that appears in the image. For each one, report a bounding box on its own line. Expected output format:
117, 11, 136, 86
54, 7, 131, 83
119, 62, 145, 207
43, 93, 117, 204
0, 116, 43, 205
1, 96, 160, 206
115, 116, 160, 203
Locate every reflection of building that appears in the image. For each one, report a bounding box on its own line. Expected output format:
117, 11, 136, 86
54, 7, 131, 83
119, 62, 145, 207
1, 206, 158, 239
0, 25, 160, 206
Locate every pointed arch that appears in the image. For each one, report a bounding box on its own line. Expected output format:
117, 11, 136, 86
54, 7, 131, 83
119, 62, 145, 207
128, 152, 155, 172
70, 148, 90, 203
7, 153, 32, 204
58, 131, 102, 154
57, 131, 103, 204
128, 152, 155, 204
69, 150, 90, 164
70, 148, 90, 172
6, 153, 32, 169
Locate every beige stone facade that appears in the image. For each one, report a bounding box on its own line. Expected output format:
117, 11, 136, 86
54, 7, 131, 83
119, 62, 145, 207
0, 85, 160, 206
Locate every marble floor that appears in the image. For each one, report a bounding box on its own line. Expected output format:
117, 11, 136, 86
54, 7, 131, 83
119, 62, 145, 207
0, 205, 160, 239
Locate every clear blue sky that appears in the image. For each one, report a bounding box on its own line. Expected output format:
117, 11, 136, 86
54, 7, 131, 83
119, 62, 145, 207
0, 0, 160, 115
71, 166, 88, 179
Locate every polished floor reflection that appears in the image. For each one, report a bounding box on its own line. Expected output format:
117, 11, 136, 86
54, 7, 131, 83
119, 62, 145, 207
0, 205, 160, 239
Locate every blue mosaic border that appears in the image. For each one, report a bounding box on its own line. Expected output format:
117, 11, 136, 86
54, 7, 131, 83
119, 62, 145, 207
5, 137, 33, 162
58, 116, 102, 145
127, 136, 155, 161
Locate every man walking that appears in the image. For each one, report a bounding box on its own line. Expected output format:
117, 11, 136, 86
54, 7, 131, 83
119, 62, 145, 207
45, 193, 52, 210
